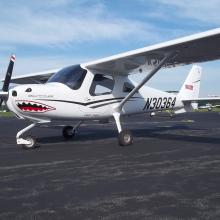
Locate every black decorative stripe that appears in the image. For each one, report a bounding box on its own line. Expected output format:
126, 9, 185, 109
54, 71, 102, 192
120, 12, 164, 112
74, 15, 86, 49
37, 97, 141, 107
91, 99, 135, 109
193, 80, 201, 83
91, 101, 121, 109
38, 99, 87, 106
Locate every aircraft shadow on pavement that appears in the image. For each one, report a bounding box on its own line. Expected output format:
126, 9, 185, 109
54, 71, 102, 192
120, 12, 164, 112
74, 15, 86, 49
36, 125, 220, 146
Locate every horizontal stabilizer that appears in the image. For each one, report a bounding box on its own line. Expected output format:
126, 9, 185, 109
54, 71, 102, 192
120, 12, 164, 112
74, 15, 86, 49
174, 97, 220, 114
182, 97, 220, 104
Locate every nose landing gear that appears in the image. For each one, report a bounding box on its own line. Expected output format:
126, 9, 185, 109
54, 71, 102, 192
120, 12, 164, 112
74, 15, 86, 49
16, 120, 83, 150
20, 136, 37, 150
16, 123, 38, 150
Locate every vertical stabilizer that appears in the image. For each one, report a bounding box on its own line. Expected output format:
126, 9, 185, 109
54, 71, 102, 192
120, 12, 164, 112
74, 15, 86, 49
177, 65, 202, 110
175, 65, 202, 114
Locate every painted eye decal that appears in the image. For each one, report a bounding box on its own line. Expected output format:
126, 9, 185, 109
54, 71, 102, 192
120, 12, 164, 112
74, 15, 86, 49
25, 88, 32, 92
12, 90, 17, 97
15, 100, 55, 113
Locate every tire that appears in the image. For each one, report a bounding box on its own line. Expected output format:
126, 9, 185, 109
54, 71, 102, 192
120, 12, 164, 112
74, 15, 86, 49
170, 114, 175, 118
62, 126, 75, 139
118, 130, 133, 146
22, 136, 37, 150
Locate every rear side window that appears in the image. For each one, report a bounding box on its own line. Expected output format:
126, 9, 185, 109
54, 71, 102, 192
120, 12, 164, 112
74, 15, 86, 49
90, 74, 114, 96
123, 82, 135, 93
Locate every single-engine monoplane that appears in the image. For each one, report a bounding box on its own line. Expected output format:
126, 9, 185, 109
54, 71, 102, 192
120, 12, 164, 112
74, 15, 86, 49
1, 28, 220, 149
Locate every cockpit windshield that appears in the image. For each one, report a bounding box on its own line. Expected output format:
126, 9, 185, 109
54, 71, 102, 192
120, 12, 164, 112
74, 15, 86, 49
47, 65, 87, 90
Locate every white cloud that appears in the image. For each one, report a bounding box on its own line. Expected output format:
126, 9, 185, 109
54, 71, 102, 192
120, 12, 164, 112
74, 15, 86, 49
156, 0, 220, 24
0, 1, 158, 47
128, 55, 220, 97
0, 0, 219, 96
0, 54, 93, 78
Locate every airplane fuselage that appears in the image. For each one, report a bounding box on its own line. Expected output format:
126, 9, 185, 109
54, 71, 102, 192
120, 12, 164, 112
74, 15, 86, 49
7, 69, 184, 122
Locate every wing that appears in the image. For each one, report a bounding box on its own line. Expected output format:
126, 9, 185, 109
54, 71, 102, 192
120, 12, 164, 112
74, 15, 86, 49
83, 28, 220, 75
6, 69, 60, 84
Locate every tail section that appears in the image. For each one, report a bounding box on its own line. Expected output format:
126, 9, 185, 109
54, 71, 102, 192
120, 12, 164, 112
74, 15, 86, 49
176, 65, 202, 113
178, 65, 201, 100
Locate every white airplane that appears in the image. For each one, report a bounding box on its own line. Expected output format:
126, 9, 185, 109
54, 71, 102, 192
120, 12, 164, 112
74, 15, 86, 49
1, 28, 220, 149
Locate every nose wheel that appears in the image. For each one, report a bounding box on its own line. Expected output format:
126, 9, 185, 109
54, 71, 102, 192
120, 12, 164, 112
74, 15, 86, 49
21, 136, 37, 150
16, 123, 40, 150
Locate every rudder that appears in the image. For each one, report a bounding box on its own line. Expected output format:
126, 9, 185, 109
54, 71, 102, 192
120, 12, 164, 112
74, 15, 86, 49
178, 65, 201, 100
178, 65, 201, 109
175, 65, 202, 113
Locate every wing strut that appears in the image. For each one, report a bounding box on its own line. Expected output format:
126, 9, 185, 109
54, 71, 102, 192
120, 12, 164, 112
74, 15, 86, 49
113, 51, 177, 146
114, 52, 176, 112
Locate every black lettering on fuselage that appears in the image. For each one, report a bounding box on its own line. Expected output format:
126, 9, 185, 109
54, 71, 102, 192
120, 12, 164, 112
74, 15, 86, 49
143, 97, 176, 111
150, 98, 157, 109
143, 98, 152, 110
166, 97, 172, 108
156, 97, 162, 109
171, 97, 176, 108
161, 97, 167, 109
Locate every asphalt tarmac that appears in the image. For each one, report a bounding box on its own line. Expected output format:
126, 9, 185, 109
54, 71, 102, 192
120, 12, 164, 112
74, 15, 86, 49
0, 112, 220, 220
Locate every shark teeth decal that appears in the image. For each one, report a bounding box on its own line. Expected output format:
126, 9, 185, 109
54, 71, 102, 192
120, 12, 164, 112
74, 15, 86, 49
16, 100, 55, 113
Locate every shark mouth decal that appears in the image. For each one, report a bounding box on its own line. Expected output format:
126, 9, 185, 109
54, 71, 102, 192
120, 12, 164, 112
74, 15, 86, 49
16, 100, 56, 113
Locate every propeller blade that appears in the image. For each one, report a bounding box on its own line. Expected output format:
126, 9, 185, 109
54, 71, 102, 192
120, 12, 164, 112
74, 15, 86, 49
0, 54, 15, 107
2, 54, 15, 92
0, 99, 3, 107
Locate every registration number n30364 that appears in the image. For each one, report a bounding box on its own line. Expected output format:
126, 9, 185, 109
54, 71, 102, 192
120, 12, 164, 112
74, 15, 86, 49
143, 97, 176, 110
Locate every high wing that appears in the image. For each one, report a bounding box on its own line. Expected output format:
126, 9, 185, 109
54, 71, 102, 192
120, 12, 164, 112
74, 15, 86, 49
5, 28, 220, 84
83, 28, 220, 75
4, 69, 60, 84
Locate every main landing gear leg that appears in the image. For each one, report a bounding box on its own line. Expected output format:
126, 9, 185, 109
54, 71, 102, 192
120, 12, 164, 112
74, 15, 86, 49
16, 123, 38, 150
62, 121, 83, 139
113, 112, 133, 146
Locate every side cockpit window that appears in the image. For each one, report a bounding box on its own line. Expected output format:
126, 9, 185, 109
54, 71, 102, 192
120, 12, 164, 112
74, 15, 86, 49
90, 74, 114, 96
123, 82, 135, 93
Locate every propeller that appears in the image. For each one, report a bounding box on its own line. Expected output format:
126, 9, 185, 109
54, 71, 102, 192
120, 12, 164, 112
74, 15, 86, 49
0, 54, 16, 107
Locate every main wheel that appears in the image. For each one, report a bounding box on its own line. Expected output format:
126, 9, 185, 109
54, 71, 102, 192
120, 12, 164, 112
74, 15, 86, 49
118, 130, 133, 146
22, 136, 37, 150
62, 126, 76, 139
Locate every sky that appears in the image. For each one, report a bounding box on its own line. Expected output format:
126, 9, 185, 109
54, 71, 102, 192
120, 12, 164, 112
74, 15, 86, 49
0, 0, 220, 96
